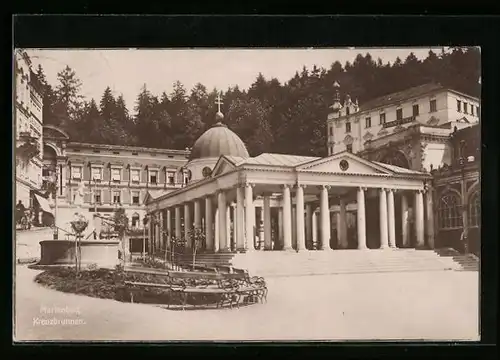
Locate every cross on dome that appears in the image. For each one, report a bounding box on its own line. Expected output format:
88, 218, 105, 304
215, 92, 224, 113
215, 91, 225, 122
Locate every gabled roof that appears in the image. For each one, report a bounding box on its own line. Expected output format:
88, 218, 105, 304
143, 190, 170, 204
242, 153, 319, 167
211, 155, 239, 177
297, 151, 394, 174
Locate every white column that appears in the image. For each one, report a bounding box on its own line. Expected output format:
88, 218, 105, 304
263, 194, 272, 250
214, 208, 219, 252
401, 193, 410, 247
258, 207, 264, 249
319, 185, 331, 250
205, 196, 213, 251
296, 185, 306, 251
305, 203, 313, 249
278, 207, 283, 249
184, 203, 191, 249
225, 204, 231, 252
339, 198, 348, 248
174, 206, 181, 240
218, 191, 228, 252
166, 208, 172, 249
244, 183, 255, 252
379, 188, 389, 249
387, 189, 396, 248
194, 199, 201, 230
425, 189, 435, 249
312, 210, 318, 249
236, 186, 245, 251
415, 190, 425, 248
282, 185, 293, 251
291, 205, 297, 249
159, 211, 164, 251
357, 187, 367, 250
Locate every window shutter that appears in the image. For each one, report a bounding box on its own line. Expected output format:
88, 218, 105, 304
177, 171, 183, 184
123, 168, 129, 181
65, 165, 71, 180
142, 169, 148, 183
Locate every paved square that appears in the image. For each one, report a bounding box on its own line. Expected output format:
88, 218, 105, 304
14, 265, 479, 341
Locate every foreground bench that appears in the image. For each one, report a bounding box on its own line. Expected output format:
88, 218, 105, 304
122, 267, 267, 309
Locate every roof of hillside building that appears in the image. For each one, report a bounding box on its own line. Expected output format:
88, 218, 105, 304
66, 141, 190, 155
189, 122, 249, 161
358, 83, 478, 112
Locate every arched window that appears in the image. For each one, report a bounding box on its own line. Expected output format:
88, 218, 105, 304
131, 213, 140, 228
468, 192, 480, 227
438, 193, 462, 229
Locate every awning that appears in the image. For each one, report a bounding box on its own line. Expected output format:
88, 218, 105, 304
34, 194, 53, 215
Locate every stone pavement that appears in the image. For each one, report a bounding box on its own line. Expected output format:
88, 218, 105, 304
14, 265, 479, 342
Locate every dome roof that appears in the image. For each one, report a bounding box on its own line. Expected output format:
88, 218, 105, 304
189, 122, 249, 161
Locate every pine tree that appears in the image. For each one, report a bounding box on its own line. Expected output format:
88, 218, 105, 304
54, 65, 84, 126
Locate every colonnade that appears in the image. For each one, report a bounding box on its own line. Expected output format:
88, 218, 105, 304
147, 183, 434, 254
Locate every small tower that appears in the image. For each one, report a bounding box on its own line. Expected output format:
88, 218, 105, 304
329, 81, 343, 119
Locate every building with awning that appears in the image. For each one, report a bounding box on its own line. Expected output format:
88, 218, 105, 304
34, 194, 53, 216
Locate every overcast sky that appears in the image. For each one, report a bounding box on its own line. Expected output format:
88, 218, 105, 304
26, 47, 442, 113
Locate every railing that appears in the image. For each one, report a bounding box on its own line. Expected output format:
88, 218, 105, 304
382, 115, 416, 129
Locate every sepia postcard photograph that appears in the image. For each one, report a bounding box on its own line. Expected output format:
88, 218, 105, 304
13, 46, 481, 342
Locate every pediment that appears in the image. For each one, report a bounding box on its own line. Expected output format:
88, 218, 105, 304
43, 125, 70, 140
456, 116, 470, 124
296, 151, 393, 175
211, 156, 237, 177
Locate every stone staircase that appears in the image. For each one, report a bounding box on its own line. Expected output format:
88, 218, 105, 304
170, 248, 479, 277
230, 249, 464, 277
434, 248, 480, 272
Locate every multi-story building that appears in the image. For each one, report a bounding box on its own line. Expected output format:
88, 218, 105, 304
327, 82, 480, 172
14, 49, 45, 207
327, 82, 480, 254
41, 129, 190, 235
431, 124, 480, 254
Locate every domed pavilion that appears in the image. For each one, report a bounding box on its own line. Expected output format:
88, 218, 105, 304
185, 109, 249, 183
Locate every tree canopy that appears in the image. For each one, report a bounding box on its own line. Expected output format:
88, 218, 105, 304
37, 47, 480, 157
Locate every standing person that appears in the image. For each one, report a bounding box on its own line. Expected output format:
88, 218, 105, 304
16, 200, 26, 227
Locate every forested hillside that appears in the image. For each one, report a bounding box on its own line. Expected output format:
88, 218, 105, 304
35, 47, 480, 157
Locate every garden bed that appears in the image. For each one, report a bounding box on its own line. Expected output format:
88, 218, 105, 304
33, 266, 221, 306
